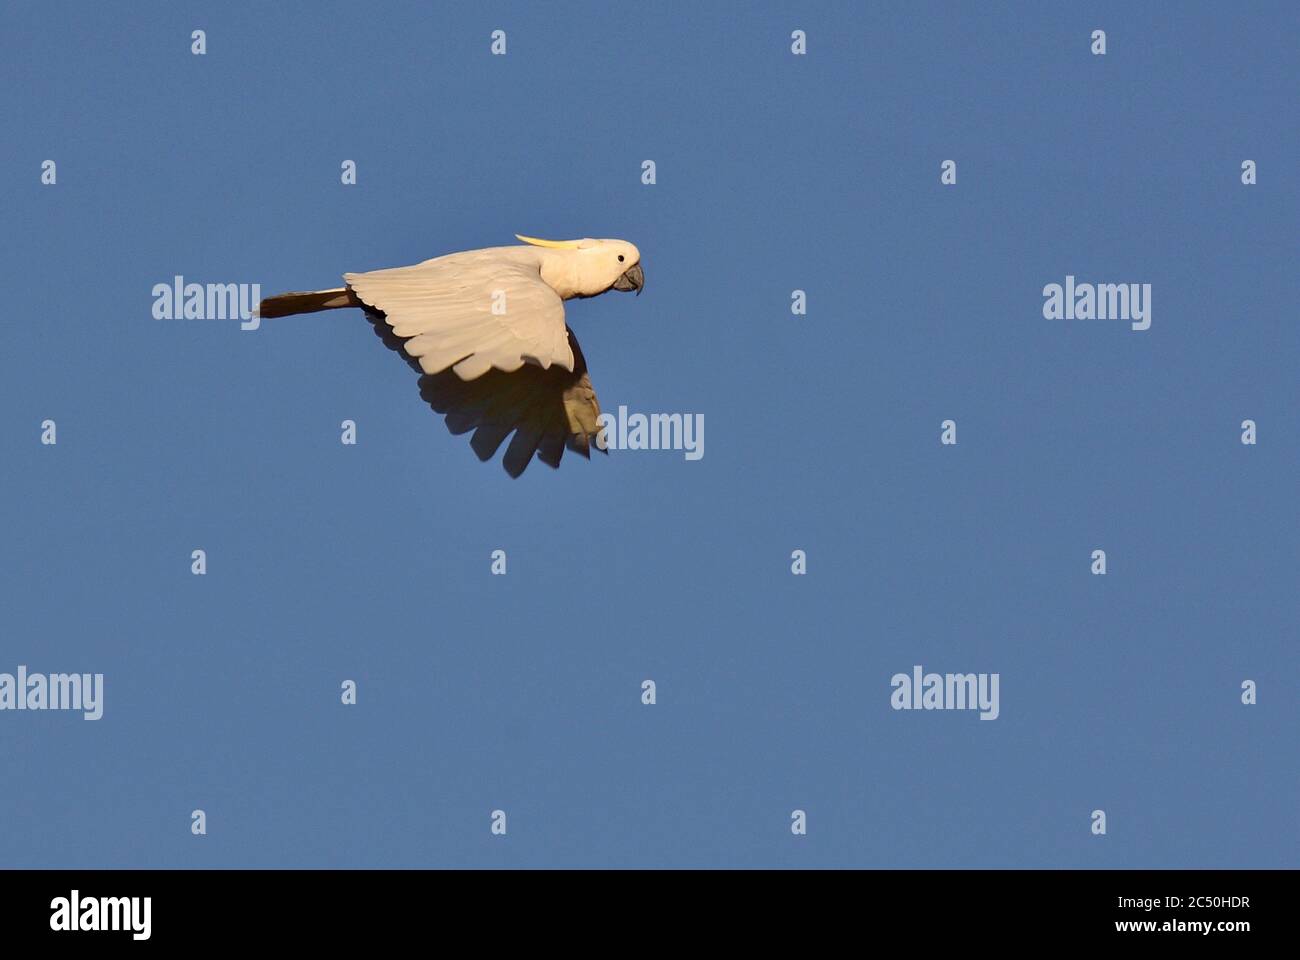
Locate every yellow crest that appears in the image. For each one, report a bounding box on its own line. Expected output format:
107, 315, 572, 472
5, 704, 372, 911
515, 234, 583, 249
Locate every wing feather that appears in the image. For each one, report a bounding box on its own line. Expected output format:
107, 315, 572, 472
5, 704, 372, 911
344, 248, 574, 379
361, 312, 604, 476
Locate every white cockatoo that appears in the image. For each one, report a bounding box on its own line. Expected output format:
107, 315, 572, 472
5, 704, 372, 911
260, 235, 644, 476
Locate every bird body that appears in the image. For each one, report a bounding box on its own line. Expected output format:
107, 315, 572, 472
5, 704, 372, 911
259, 236, 644, 476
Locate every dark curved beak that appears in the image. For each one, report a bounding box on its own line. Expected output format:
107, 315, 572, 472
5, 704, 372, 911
611, 262, 644, 295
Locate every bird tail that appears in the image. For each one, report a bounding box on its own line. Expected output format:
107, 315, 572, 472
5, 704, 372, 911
258, 287, 362, 319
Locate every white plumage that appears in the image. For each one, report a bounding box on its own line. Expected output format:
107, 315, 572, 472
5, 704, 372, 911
345, 248, 575, 380
259, 235, 644, 476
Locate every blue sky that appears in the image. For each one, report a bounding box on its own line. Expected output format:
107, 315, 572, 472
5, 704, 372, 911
1, 1, 1296, 867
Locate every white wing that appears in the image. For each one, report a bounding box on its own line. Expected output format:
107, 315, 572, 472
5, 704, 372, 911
344, 248, 574, 380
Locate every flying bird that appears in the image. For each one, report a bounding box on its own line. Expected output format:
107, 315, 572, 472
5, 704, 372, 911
259, 235, 643, 476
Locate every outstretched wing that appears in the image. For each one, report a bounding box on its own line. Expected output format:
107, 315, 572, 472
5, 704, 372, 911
364, 312, 605, 477
344, 249, 574, 380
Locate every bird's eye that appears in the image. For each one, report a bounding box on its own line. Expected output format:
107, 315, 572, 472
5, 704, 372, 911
617, 255, 625, 262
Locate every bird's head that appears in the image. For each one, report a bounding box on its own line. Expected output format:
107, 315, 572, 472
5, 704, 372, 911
517, 235, 644, 299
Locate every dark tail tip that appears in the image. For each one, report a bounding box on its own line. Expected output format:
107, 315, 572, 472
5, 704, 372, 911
258, 288, 358, 319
